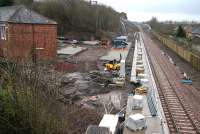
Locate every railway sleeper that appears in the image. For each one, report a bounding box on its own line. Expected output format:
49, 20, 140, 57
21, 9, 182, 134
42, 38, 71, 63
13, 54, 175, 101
177, 129, 197, 134
165, 97, 178, 100
173, 115, 190, 119
170, 111, 186, 114
169, 108, 184, 112
168, 105, 184, 109
176, 122, 195, 127
177, 126, 196, 131
169, 109, 184, 112
174, 119, 193, 124
169, 107, 184, 111
167, 103, 181, 106
167, 100, 180, 103
166, 99, 180, 102
167, 103, 182, 107
164, 96, 178, 100
163, 92, 177, 95
162, 91, 176, 95
172, 113, 187, 116
165, 99, 180, 104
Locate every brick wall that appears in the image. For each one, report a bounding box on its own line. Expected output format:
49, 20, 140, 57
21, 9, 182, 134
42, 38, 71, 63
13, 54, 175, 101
6, 23, 57, 62
0, 40, 6, 57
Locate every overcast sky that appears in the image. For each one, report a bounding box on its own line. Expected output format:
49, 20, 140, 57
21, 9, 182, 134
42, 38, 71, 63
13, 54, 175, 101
97, 0, 200, 22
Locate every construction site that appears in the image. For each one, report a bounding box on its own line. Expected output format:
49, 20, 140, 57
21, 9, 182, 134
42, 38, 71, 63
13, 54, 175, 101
54, 21, 200, 134
1, 2, 200, 134
1, 19, 200, 134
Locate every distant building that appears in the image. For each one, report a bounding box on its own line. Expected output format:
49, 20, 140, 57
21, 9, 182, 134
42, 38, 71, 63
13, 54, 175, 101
0, 5, 57, 62
184, 25, 200, 39
184, 25, 193, 39
192, 27, 200, 38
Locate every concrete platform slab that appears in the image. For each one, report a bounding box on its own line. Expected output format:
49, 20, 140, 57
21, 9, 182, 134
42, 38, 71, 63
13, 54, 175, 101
124, 32, 169, 134
57, 46, 87, 55
100, 43, 131, 61
124, 95, 162, 134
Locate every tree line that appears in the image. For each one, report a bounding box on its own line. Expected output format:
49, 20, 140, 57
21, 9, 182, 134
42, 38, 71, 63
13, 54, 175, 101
149, 17, 186, 38
1, 0, 123, 36
32, 0, 121, 36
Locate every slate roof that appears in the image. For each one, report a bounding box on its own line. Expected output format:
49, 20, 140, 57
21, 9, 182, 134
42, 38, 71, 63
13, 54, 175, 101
0, 5, 57, 24
192, 27, 200, 35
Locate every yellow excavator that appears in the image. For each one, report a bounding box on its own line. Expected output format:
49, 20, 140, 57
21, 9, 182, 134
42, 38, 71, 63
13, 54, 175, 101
104, 59, 121, 71
134, 86, 148, 94
105, 63, 120, 71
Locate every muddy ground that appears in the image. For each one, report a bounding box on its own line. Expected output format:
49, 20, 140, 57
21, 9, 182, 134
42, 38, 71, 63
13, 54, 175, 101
57, 43, 133, 114
55, 34, 137, 133
71, 44, 109, 72
59, 71, 129, 112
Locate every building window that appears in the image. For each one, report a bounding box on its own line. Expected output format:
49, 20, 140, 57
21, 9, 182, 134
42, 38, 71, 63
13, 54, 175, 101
0, 24, 6, 40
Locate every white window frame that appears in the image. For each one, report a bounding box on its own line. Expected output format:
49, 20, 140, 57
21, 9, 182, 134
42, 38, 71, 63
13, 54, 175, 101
0, 24, 7, 40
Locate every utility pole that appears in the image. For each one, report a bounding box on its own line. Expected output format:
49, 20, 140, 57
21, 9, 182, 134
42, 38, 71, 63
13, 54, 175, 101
89, 0, 98, 34
89, 0, 97, 5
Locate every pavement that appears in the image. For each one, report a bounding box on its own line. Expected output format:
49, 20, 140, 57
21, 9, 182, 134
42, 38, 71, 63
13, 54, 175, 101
123, 96, 162, 134
100, 43, 131, 61
57, 46, 87, 55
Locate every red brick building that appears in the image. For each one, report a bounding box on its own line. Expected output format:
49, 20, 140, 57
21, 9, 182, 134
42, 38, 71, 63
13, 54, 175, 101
0, 5, 57, 62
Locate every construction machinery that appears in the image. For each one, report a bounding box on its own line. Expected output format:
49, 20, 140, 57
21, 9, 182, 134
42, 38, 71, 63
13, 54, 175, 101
112, 36, 128, 48
134, 86, 148, 94
104, 60, 120, 71
105, 63, 120, 71
112, 39, 128, 48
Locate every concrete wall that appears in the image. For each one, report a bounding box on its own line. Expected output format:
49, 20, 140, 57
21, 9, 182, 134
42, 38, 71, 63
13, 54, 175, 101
0, 23, 57, 62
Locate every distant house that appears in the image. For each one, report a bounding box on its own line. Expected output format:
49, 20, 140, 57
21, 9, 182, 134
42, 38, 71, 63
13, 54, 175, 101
192, 27, 200, 38
0, 5, 57, 62
184, 25, 200, 40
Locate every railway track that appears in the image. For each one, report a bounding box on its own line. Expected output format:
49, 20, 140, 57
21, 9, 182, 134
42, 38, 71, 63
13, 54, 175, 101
141, 31, 200, 134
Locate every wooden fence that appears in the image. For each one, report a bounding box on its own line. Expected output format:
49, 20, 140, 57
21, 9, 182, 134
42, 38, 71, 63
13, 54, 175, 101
153, 32, 200, 71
